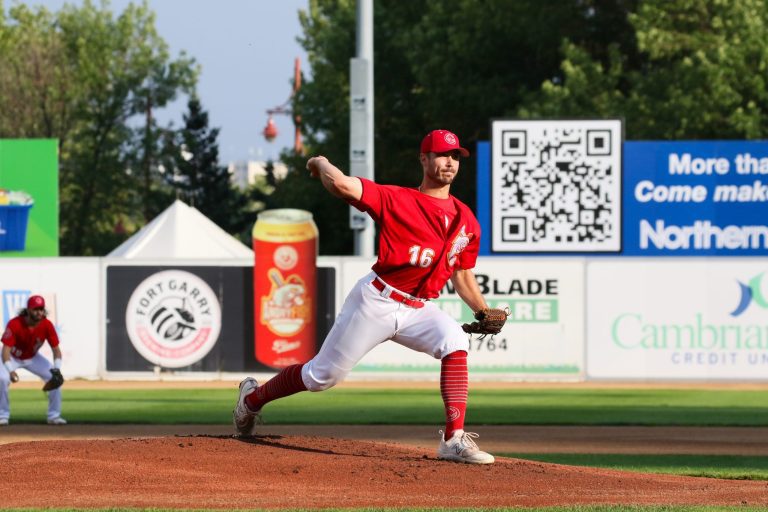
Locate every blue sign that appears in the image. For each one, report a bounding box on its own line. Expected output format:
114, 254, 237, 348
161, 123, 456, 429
2, 289, 30, 324
623, 141, 768, 255
477, 140, 768, 256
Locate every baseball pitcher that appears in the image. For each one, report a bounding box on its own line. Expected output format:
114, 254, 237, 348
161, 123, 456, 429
0, 295, 66, 426
234, 130, 508, 464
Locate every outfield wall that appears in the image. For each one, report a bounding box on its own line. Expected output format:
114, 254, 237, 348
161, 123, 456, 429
587, 259, 768, 380
344, 258, 584, 379
0, 258, 100, 379
1, 257, 765, 382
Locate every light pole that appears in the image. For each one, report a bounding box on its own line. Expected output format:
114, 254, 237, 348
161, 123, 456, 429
349, 0, 375, 257
262, 57, 303, 154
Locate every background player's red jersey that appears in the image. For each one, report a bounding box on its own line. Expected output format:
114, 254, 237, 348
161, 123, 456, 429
2, 316, 60, 360
350, 178, 481, 299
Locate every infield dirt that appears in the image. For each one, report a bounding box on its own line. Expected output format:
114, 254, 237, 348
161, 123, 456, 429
3, 434, 768, 509
3, 424, 768, 455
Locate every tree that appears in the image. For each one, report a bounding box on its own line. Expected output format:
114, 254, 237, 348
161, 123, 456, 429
264, 160, 278, 188
0, 3, 78, 140
0, 0, 198, 255
520, 0, 768, 140
162, 98, 252, 238
278, 0, 640, 254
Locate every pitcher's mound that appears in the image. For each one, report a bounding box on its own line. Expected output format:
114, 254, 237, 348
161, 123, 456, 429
3, 435, 766, 508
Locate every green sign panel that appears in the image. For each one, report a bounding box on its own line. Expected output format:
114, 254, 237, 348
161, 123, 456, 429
435, 298, 559, 323
0, 139, 59, 256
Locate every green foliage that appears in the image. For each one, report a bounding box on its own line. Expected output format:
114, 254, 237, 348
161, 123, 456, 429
0, 0, 198, 255
523, 0, 768, 140
0, 3, 75, 138
282, 0, 357, 254
161, 98, 253, 237
282, 0, 768, 254
283, 0, 640, 253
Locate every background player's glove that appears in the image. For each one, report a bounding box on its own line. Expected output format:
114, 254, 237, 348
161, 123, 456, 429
42, 368, 64, 392
462, 308, 510, 336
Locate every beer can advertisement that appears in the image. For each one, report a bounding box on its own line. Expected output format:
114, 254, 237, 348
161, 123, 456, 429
253, 209, 318, 368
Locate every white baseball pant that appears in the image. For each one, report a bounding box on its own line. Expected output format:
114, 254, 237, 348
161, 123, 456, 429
301, 272, 469, 391
0, 352, 62, 421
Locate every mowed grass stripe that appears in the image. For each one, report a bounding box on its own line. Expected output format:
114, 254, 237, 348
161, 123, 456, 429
7, 387, 768, 425
503, 453, 768, 481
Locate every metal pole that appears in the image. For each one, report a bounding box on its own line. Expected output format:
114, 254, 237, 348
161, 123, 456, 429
349, 0, 375, 257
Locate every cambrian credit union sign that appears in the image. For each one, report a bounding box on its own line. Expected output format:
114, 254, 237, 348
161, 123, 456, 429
587, 260, 768, 380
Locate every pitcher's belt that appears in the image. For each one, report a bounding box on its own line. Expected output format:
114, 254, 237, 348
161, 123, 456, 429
371, 279, 426, 309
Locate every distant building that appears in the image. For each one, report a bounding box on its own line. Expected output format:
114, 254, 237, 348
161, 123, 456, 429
228, 160, 288, 189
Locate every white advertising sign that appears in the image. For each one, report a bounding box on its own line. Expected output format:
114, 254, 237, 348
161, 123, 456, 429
340, 257, 584, 378
491, 119, 622, 253
587, 259, 768, 380
124, 269, 222, 368
0, 258, 100, 378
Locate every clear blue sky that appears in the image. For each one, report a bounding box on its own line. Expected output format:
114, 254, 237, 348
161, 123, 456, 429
15, 0, 309, 163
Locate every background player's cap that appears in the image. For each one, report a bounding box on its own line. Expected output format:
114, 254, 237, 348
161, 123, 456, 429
27, 295, 45, 310
420, 129, 470, 157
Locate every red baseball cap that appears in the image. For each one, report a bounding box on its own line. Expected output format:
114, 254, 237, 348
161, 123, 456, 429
420, 129, 470, 157
27, 295, 45, 309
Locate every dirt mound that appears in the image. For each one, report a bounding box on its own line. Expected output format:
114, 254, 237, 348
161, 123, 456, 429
3, 435, 767, 509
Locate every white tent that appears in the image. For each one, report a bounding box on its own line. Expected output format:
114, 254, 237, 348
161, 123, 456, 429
107, 199, 253, 259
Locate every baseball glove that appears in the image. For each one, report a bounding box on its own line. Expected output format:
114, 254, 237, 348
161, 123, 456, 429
42, 368, 64, 392
462, 308, 510, 336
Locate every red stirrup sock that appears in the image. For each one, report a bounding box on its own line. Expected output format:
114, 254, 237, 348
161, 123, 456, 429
245, 363, 307, 411
440, 350, 468, 441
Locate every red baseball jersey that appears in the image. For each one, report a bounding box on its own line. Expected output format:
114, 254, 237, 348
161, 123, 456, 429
2, 316, 60, 360
350, 178, 481, 299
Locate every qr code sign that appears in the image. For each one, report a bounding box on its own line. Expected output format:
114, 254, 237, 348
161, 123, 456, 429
491, 119, 622, 252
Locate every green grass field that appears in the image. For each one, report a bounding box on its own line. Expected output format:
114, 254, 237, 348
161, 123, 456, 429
501, 453, 768, 480
9, 387, 768, 426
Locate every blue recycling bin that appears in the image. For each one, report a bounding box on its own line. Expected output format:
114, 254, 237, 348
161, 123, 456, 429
0, 204, 33, 251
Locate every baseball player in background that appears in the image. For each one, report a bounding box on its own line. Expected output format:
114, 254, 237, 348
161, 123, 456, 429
0, 295, 67, 426
234, 130, 494, 464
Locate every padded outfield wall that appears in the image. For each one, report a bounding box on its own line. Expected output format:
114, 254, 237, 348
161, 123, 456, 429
587, 259, 768, 380
0, 258, 100, 379
1, 255, 765, 382
1, 256, 586, 381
